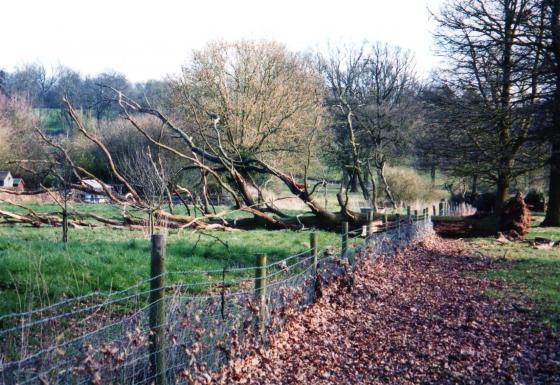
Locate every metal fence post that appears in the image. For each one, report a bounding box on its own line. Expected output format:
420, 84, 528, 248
341, 221, 349, 260
255, 253, 267, 337
310, 232, 318, 274
149, 234, 166, 385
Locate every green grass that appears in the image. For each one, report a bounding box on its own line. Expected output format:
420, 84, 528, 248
35, 108, 65, 135
0, 224, 339, 316
0, 202, 139, 221
0, 202, 260, 223
466, 215, 560, 328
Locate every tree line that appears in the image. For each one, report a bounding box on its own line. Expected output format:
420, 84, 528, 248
0, 65, 167, 120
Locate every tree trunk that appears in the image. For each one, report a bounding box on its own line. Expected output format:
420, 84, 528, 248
543, 0, 560, 227
378, 162, 397, 209
495, 170, 510, 215
357, 170, 370, 201
367, 162, 379, 212
430, 164, 436, 187
201, 172, 210, 214
349, 170, 359, 192
340, 168, 349, 190
62, 209, 68, 243
231, 169, 256, 208
471, 174, 478, 195
543, 141, 560, 226
494, 4, 513, 217
259, 161, 348, 228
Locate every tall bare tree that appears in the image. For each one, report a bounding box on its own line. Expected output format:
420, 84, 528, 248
542, 0, 560, 226
433, 0, 548, 213
317, 42, 420, 211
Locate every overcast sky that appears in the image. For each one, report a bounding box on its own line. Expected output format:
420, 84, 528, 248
1, 0, 444, 82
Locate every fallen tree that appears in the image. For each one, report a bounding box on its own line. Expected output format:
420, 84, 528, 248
1, 42, 390, 231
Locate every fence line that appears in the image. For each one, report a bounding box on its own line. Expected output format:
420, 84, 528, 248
0, 213, 432, 385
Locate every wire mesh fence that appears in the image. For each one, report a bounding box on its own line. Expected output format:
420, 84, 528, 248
0, 214, 432, 385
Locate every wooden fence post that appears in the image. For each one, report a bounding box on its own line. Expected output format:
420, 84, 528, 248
432, 205, 436, 216
406, 206, 411, 223
149, 234, 166, 385
367, 219, 375, 238
341, 221, 349, 260
439, 200, 444, 216
255, 253, 267, 338
396, 213, 401, 237
367, 211, 375, 239
383, 214, 389, 231
414, 209, 418, 222
310, 232, 318, 274
366, 210, 373, 223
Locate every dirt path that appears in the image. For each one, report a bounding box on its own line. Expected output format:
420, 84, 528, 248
214, 236, 560, 384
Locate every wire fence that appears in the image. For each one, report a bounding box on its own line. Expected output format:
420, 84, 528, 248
0, 214, 432, 385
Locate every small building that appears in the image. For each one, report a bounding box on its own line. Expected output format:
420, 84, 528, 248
0, 171, 13, 188
79, 179, 112, 203
12, 178, 24, 192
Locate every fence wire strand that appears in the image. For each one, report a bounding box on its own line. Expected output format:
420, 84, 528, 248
0, 219, 432, 385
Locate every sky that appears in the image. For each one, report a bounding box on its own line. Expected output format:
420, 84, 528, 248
1, 0, 445, 82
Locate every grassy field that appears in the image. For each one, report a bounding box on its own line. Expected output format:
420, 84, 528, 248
35, 108, 65, 135
0, 223, 341, 316
467, 215, 560, 328
0, 201, 256, 222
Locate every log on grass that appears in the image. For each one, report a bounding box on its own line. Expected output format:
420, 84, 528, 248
432, 215, 499, 238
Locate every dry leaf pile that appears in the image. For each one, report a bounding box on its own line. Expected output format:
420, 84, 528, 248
213, 235, 560, 384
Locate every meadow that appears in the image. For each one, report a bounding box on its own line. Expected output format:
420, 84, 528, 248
468, 215, 560, 328
0, 217, 340, 316
2, 199, 558, 331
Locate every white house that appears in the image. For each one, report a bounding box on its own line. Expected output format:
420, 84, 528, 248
0, 171, 13, 188
79, 179, 112, 203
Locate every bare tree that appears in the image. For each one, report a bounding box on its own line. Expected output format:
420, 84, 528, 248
542, 0, 560, 226
433, 0, 548, 213
0, 94, 47, 183
168, 41, 323, 209
119, 146, 171, 234
4, 40, 412, 230
54, 158, 74, 243
6, 64, 56, 107
317, 42, 421, 211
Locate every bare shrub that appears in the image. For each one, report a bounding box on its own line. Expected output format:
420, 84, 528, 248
383, 167, 447, 205
0, 94, 46, 180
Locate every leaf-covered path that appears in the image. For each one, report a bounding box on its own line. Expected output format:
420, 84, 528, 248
215, 236, 560, 384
